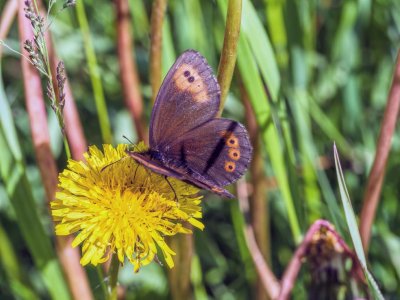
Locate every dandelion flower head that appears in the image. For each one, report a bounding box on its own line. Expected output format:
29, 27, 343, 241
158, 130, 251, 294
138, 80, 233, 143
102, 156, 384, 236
51, 143, 204, 272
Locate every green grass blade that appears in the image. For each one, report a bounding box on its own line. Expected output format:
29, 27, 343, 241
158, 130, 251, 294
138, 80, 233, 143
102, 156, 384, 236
265, 0, 288, 68
0, 223, 38, 300
129, 0, 149, 44
241, 0, 280, 101
230, 200, 256, 282
190, 254, 208, 300
289, 47, 321, 223
173, 0, 216, 67
75, 1, 112, 144
0, 66, 70, 300
230, 24, 301, 242
333, 144, 384, 300
161, 16, 176, 76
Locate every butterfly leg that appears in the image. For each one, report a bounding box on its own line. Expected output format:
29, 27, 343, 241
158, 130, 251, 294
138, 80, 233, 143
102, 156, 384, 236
100, 156, 127, 172
133, 164, 140, 180
164, 176, 178, 201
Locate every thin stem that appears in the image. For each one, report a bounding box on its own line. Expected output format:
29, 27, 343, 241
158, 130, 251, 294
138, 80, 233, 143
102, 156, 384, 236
359, 50, 400, 253
114, 0, 148, 144
0, 0, 18, 57
75, 0, 112, 144
63, 136, 71, 159
150, 0, 167, 104
0, 41, 44, 72
236, 178, 280, 299
107, 253, 120, 300
217, 0, 242, 115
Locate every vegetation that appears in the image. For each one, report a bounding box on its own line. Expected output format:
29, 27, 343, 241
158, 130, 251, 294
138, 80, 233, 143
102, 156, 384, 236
1, 0, 400, 299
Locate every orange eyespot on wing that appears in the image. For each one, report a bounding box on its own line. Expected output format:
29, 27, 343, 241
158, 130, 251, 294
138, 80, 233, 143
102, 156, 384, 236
173, 63, 209, 103
228, 148, 241, 160
219, 130, 240, 148
224, 161, 236, 173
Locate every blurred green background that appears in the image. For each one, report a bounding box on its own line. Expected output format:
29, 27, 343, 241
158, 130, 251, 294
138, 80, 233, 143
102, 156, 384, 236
1, 0, 400, 299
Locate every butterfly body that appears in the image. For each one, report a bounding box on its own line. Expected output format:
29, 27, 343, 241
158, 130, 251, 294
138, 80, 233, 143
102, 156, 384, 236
128, 50, 252, 198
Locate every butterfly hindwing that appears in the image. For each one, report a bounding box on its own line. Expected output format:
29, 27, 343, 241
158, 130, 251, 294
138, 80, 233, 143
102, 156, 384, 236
163, 118, 252, 187
128, 50, 253, 198
150, 50, 220, 149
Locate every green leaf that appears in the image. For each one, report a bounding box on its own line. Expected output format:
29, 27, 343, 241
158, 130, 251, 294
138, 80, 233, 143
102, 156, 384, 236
333, 144, 384, 300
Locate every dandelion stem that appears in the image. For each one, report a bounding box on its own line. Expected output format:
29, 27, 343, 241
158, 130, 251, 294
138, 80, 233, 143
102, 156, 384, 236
150, 0, 167, 104
107, 253, 120, 300
217, 0, 242, 115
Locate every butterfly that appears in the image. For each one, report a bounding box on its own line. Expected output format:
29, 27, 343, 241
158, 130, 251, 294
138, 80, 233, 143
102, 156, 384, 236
127, 50, 252, 198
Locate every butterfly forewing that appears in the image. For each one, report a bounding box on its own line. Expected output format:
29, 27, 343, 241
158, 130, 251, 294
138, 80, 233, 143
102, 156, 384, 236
150, 50, 220, 149
163, 119, 252, 187
128, 50, 252, 198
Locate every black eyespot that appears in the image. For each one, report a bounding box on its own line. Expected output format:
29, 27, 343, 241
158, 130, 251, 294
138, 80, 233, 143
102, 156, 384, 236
229, 165, 233, 170
233, 153, 238, 157
184, 70, 190, 77
188, 76, 195, 83
229, 139, 235, 144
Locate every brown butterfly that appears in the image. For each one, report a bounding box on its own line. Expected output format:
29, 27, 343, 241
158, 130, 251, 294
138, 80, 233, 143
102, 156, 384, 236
128, 50, 252, 198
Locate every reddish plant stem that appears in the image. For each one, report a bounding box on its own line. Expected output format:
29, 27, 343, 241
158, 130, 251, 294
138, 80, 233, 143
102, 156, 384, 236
44, 25, 87, 160
359, 50, 400, 253
150, 0, 167, 104
0, 0, 18, 57
62, 79, 88, 160
18, 2, 92, 299
243, 86, 270, 300
236, 178, 280, 300
114, 0, 147, 144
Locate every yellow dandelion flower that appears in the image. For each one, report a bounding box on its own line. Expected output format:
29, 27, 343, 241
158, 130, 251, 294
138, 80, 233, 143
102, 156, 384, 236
51, 143, 204, 272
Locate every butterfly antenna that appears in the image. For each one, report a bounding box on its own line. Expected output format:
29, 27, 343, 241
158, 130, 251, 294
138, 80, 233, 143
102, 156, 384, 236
164, 176, 178, 201
122, 135, 135, 145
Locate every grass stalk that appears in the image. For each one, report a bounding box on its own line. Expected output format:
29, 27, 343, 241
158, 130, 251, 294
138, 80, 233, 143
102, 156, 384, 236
75, 0, 112, 143
217, 0, 242, 113
150, 0, 167, 104
0, 0, 18, 57
114, 0, 148, 144
359, 50, 400, 253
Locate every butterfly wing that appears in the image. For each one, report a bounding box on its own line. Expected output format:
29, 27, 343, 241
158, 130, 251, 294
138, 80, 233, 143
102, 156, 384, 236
150, 50, 220, 150
164, 118, 252, 188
